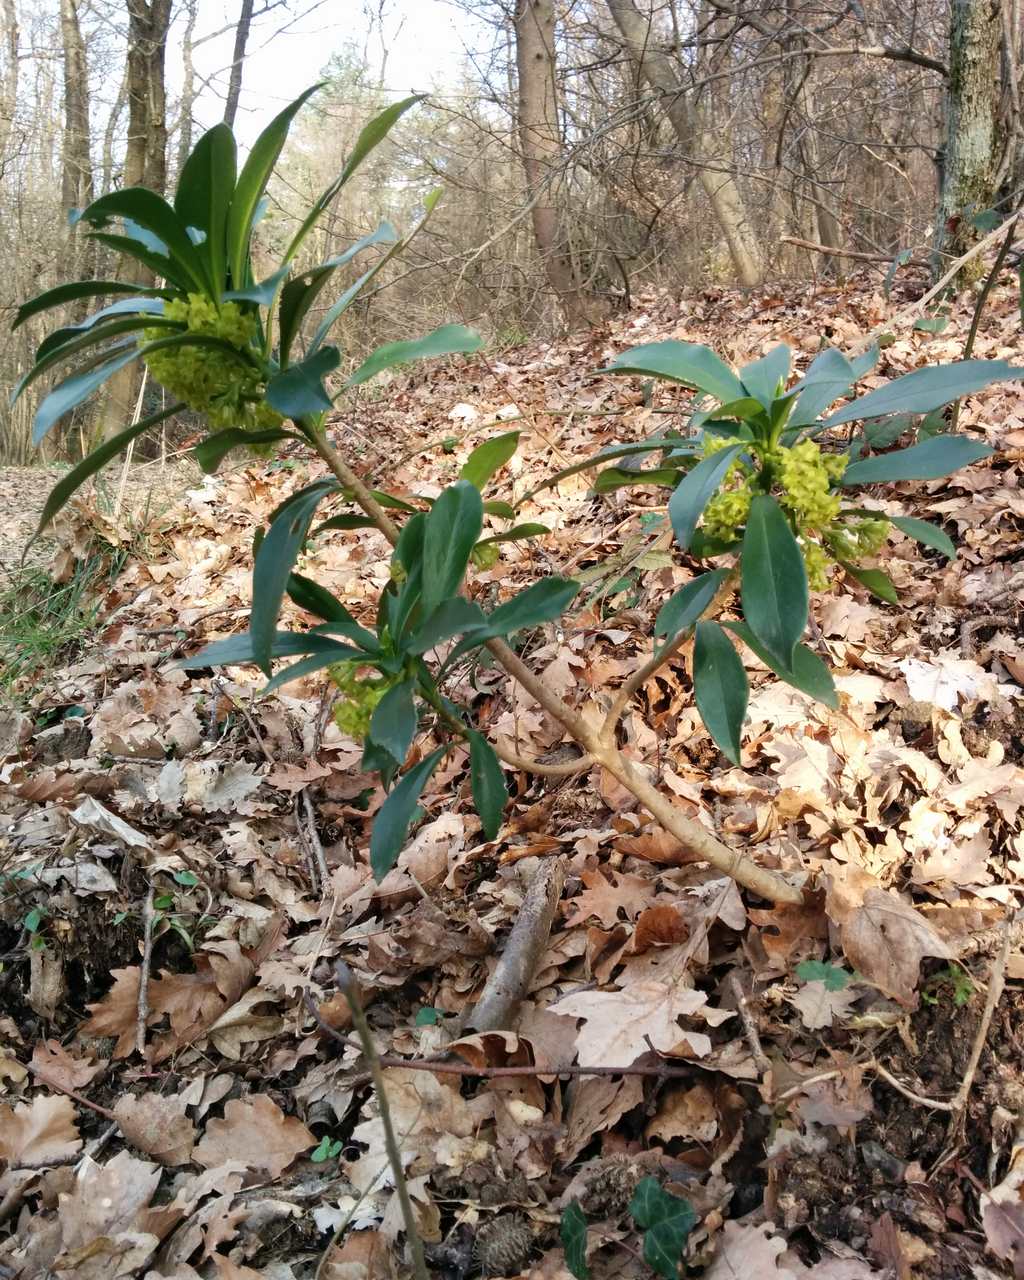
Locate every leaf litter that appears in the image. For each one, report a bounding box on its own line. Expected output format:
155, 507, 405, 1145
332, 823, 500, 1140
0, 274, 1022, 1277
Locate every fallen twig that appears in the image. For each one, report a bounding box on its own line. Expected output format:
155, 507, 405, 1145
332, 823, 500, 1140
460, 856, 566, 1034
780, 235, 928, 267
136, 884, 156, 1058
25, 1064, 117, 1122
870, 1060, 954, 1112
947, 917, 1014, 1142
728, 973, 772, 1079
298, 788, 330, 894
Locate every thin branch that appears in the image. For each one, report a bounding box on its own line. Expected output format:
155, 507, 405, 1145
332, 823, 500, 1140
780, 235, 928, 266
947, 919, 1014, 1141
136, 884, 156, 1057
870, 1060, 953, 1112
335, 962, 429, 1280
25, 1064, 117, 1122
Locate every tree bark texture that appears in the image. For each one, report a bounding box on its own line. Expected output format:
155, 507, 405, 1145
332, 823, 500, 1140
59, 0, 93, 215
223, 0, 254, 130
605, 0, 764, 287
514, 0, 596, 328
937, 0, 1001, 278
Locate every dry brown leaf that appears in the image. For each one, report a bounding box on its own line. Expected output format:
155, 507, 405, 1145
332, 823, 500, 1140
791, 981, 859, 1030
704, 1220, 799, 1278
56, 1149, 161, 1252
0, 1093, 81, 1165
79, 966, 142, 1059
551, 979, 732, 1066
193, 1094, 314, 1177
30, 1039, 106, 1093
562, 867, 655, 929
645, 1083, 718, 1144
113, 1091, 197, 1166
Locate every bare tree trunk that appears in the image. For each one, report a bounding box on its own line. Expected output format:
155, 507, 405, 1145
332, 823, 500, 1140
99, 0, 172, 442
0, 0, 18, 166
514, 0, 597, 328
223, 0, 254, 129
605, 0, 764, 287
101, 64, 128, 194
175, 0, 199, 177
59, 0, 93, 215
937, 0, 1001, 279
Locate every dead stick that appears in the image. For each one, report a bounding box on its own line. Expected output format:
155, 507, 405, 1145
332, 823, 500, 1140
136, 884, 156, 1057
780, 235, 928, 266
947, 919, 1013, 1140
728, 973, 771, 1079
460, 856, 566, 1034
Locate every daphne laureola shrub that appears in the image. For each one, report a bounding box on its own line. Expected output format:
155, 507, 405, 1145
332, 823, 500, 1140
15, 86, 1020, 883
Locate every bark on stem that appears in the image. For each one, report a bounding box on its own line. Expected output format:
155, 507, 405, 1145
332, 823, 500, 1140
308, 429, 803, 905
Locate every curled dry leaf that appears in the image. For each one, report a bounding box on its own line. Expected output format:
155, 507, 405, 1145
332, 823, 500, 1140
193, 1094, 314, 1177
704, 1220, 799, 1279
0, 1093, 81, 1166
30, 1039, 106, 1093
113, 1091, 197, 1166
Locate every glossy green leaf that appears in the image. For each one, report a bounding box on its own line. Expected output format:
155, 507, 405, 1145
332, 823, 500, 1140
312, 513, 377, 535
825, 360, 1020, 425
14, 280, 165, 331
227, 83, 323, 289
87, 230, 193, 293
277, 221, 397, 364
594, 465, 680, 492
14, 314, 181, 404
460, 431, 520, 489
250, 479, 339, 673
284, 94, 424, 265
31, 345, 141, 444
841, 561, 899, 603
485, 576, 579, 635
179, 628, 358, 670
175, 122, 236, 290
265, 346, 340, 416
370, 747, 445, 879
668, 443, 743, 551
629, 1178, 697, 1280
482, 499, 517, 519
601, 340, 746, 403
841, 434, 994, 484
654, 569, 729, 644
889, 515, 956, 559
475, 522, 549, 547
468, 730, 507, 840
693, 622, 748, 765
408, 598, 487, 653
741, 495, 808, 668
560, 1202, 590, 1280
725, 621, 837, 709
35, 402, 183, 534
421, 480, 483, 613
194, 427, 296, 473
346, 324, 483, 388
74, 188, 209, 292
740, 343, 791, 408
286, 574, 379, 649
223, 263, 292, 305
367, 680, 417, 765
518, 439, 697, 504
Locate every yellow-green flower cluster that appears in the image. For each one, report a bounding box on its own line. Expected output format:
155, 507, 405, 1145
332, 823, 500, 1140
142, 294, 284, 433
826, 517, 890, 562
702, 485, 751, 541
775, 440, 845, 532
800, 538, 832, 591
328, 660, 398, 742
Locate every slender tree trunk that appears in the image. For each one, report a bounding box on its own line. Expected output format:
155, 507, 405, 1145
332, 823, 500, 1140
605, 0, 763, 287
59, 0, 93, 216
223, 0, 254, 129
0, 0, 18, 166
937, 0, 1001, 280
99, 0, 172, 442
101, 64, 128, 194
175, 0, 198, 178
514, 0, 598, 328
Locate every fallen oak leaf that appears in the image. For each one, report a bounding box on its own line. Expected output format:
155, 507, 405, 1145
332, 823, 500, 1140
0, 1093, 81, 1166
30, 1039, 106, 1093
113, 1091, 197, 1166
193, 1094, 314, 1178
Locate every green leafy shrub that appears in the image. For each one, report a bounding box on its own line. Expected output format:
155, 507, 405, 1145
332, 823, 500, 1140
15, 87, 1020, 902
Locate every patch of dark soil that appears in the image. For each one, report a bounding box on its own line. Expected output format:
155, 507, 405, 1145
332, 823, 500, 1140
774, 980, 1024, 1277
963, 697, 1024, 765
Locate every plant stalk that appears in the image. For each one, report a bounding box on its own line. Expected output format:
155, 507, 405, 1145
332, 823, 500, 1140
308, 426, 803, 905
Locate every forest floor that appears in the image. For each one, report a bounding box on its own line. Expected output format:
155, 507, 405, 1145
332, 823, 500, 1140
0, 267, 1023, 1280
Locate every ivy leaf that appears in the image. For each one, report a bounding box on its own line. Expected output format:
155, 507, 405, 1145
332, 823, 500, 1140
629, 1178, 697, 1280
560, 1201, 590, 1280
796, 959, 852, 991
